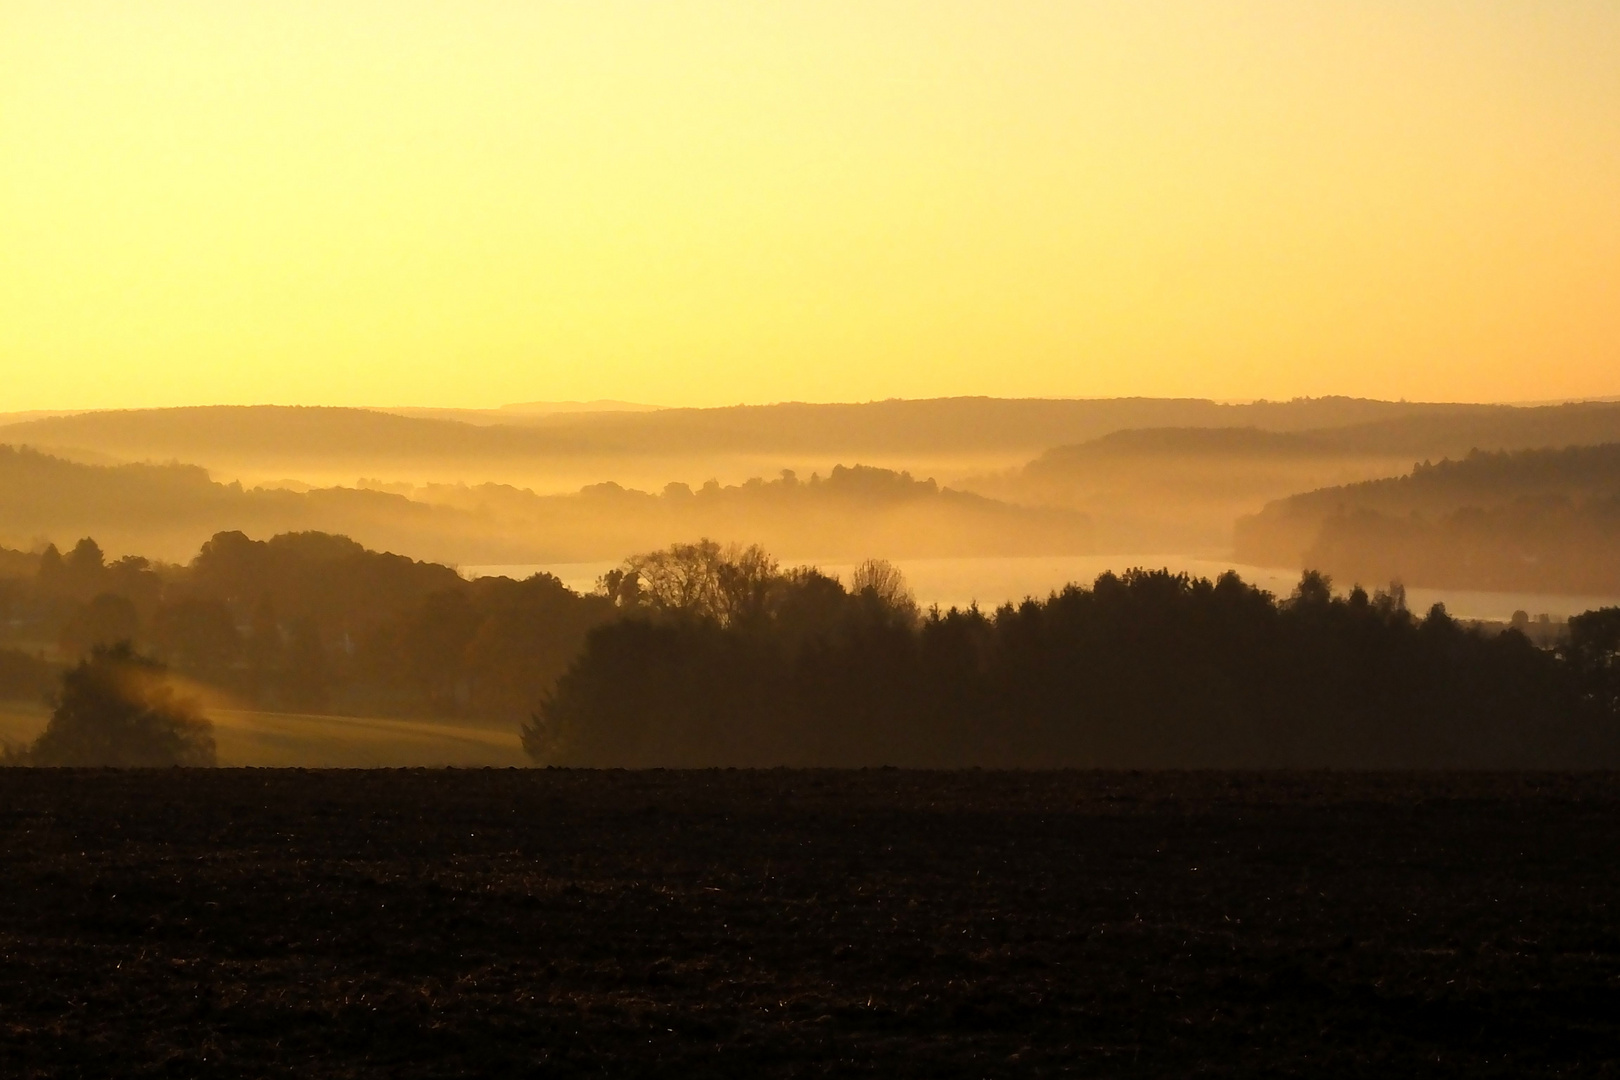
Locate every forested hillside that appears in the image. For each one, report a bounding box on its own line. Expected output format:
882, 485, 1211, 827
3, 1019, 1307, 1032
1235, 445, 1620, 593
0, 445, 1089, 564
956, 403, 1620, 550
13, 399, 1620, 561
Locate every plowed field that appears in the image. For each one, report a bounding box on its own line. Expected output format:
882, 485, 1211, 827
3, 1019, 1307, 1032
1, 770, 1616, 1076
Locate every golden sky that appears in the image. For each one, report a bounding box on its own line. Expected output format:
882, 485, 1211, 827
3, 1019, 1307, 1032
2, 2, 1617, 410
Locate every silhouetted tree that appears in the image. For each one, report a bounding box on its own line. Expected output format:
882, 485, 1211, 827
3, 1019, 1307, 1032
35, 544, 65, 589
850, 558, 919, 624
460, 574, 613, 721
1565, 607, 1620, 717
281, 617, 330, 711
58, 593, 140, 659
66, 537, 105, 577
617, 538, 780, 625
0, 648, 54, 702
149, 598, 242, 684
242, 595, 284, 701
9, 643, 215, 766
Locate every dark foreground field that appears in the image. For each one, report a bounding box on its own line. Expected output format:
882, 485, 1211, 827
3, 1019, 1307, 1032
1, 771, 1617, 1077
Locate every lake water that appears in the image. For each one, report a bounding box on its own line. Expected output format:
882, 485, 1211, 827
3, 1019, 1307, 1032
462, 555, 1620, 624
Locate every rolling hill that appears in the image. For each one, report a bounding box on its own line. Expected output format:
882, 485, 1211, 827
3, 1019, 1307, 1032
956, 403, 1620, 551
0, 445, 1091, 565
0, 396, 1498, 475
1234, 444, 1620, 594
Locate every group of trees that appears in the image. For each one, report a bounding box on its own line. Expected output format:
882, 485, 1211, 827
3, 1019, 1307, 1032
4, 644, 216, 767
530, 556, 1620, 769
597, 538, 917, 629
0, 531, 613, 722
7, 530, 1620, 770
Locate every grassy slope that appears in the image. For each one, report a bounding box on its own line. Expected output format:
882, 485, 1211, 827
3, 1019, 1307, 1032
0, 702, 525, 768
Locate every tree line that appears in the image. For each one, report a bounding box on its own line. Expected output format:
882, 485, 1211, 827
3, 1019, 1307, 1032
4, 531, 1619, 768
529, 545, 1620, 768
0, 531, 613, 722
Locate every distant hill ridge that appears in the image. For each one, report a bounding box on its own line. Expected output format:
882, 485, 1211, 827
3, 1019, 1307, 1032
0, 396, 1510, 464
1243, 443, 1620, 528
14, 398, 1620, 563
0, 442, 443, 562
0, 444, 1090, 565
1024, 402, 1620, 472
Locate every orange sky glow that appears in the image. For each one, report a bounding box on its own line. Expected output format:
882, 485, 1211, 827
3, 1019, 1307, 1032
2, 2, 1617, 410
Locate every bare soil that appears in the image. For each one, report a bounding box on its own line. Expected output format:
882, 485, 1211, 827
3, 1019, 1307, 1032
0, 769, 1616, 1077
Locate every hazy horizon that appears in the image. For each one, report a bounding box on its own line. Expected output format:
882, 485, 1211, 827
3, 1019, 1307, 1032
9, 391, 1620, 422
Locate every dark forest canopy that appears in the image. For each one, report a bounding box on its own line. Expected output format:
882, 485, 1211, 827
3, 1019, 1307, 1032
1236, 444, 1620, 592
4, 529, 1620, 769
531, 557, 1620, 769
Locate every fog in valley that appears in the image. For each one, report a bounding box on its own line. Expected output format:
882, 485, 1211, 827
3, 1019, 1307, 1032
8, 396, 1620, 567
4, 395, 1620, 768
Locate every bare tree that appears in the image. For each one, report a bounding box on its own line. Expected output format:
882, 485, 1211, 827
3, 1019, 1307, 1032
616, 539, 780, 627
850, 558, 918, 622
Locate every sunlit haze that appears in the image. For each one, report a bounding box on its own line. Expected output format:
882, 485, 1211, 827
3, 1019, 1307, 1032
3, 2, 1618, 410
